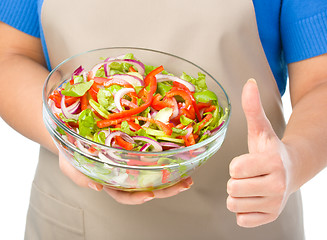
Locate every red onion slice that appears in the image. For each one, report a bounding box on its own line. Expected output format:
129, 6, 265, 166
60, 95, 81, 120
159, 142, 181, 148
104, 63, 109, 77
156, 74, 196, 92
210, 120, 225, 135
90, 59, 145, 77
110, 74, 144, 87
121, 99, 138, 109
49, 99, 62, 115
140, 113, 151, 128
105, 54, 129, 62
132, 136, 163, 152
185, 126, 193, 139
105, 131, 135, 147
170, 97, 179, 119
98, 129, 110, 138
114, 88, 136, 111
140, 143, 151, 152
72, 65, 84, 76
75, 140, 98, 156
98, 152, 118, 165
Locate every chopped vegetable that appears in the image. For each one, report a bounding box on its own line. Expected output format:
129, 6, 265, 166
48, 53, 228, 152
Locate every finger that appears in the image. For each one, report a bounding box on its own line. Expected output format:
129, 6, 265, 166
59, 153, 103, 191
228, 172, 287, 198
242, 79, 275, 152
103, 187, 155, 205
226, 196, 282, 214
236, 212, 278, 228
153, 177, 193, 198
227, 175, 270, 197
229, 153, 273, 179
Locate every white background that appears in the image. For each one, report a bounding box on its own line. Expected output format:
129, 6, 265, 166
0, 86, 326, 239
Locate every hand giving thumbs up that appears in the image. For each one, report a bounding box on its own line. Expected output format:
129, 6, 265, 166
227, 79, 293, 228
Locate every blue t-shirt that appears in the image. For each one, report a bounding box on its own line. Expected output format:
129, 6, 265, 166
1, 0, 327, 95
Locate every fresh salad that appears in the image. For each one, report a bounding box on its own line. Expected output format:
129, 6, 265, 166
49, 53, 228, 156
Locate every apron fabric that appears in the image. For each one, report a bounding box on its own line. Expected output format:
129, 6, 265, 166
25, 0, 305, 239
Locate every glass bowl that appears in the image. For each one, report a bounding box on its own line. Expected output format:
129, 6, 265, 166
42, 47, 231, 191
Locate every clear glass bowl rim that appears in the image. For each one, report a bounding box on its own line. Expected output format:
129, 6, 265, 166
42, 47, 231, 169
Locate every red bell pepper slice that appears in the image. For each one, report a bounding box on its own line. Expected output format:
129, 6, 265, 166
195, 113, 213, 134
166, 88, 198, 120
127, 121, 142, 131
80, 94, 88, 111
151, 94, 175, 111
197, 102, 212, 110
49, 90, 80, 108
49, 90, 61, 108
137, 116, 173, 136
87, 71, 94, 81
116, 136, 134, 150
129, 66, 137, 72
203, 105, 216, 113
97, 115, 172, 136
89, 82, 99, 102
178, 87, 202, 121
65, 96, 80, 106
172, 81, 190, 91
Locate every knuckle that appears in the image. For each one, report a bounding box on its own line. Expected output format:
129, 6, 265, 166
270, 196, 284, 212
272, 178, 287, 195
227, 179, 237, 195
229, 158, 241, 177
226, 196, 237, 212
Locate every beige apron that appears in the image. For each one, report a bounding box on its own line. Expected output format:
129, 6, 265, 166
25, 0, 305, 239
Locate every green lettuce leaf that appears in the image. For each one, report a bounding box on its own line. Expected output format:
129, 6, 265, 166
180, 115, 194, 126
194, 90, 218, 103
61, 80, 94, 97
180, 72, 207, 92
78, 109, 97, 137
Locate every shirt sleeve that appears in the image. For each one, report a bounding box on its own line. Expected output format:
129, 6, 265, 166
281, 0, 327, 63
0, 0, 40, 37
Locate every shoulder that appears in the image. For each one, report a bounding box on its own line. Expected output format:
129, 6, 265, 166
280, 0, 327, 63
0, 0, 41, 37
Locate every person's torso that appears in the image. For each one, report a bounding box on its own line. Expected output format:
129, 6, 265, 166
28, 1, 305, 239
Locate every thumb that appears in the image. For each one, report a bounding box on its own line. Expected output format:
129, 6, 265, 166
242, 79, 276, 152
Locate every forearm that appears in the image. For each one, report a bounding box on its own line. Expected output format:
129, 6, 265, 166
282, 81, 327, 192
0, 53, 57, 154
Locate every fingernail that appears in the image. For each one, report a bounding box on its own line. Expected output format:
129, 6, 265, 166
179, 186, 190, 193
88, 182, 101, 191
144, 196, 155, 202
248, 78, 257, 85
185, 177, 193, 186
144, 192, 155, 202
